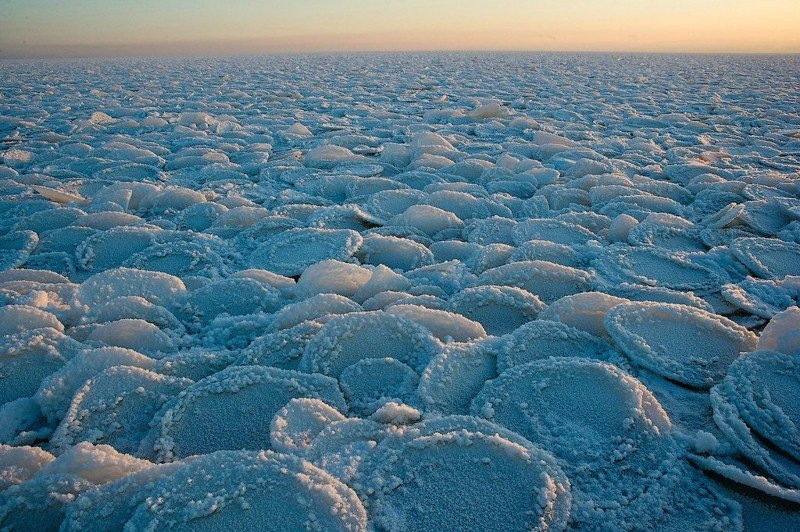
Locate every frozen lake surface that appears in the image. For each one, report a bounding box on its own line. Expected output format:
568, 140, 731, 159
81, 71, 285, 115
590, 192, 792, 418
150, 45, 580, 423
1, 53, 800, 530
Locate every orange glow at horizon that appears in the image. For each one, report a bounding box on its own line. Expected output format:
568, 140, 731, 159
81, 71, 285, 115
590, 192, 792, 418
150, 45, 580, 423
1, 0, 798, 58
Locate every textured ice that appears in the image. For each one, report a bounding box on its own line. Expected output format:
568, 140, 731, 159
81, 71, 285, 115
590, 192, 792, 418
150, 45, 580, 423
270, 397, 346, 454
340, 358, 420, 416
722, 277, 799, 318
353, 416, 571, 531
758, 306, 800, 355
594, 245, 726, 291
711, 350, 800, 489
144, 365, 345, 461
35, 442, 151, 485
0, 444, 54, 490
731, 237, 800, 279
74, 268, 186, 310
2, 53, 800, 529
477, 260, 594, 304
538, 291, 628, 337
0, 231, 38, 271
295, 259, 372, 298
512, 218, 599, 246
1, 327, 83, 408
606, 302, 758, 388
85, 318, 177, 357
447, 285, 544, 335
34, 346, 157, 424
0, 305, 63, 336
508, 238, 586, 267
499, 320, 614, 372
248, 227, 363, 276
472, 358, 738, 529
183, 277, 279, 324
153, 349, 238, 381
50, 366, 191, 455
300, 311, 440, 376
124, 240, 229, 279
228, 268, 297, 298
86, 296, 183, 331
357, 234, 434, 271
127, 450, 367, 531
269, 293, 362, 330
61, 461, 187, 531
418, 339, 500, 415
0, 473, 94, 530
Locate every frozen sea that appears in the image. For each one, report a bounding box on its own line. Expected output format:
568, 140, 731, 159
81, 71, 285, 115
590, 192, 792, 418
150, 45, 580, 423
1, 52, 800, 530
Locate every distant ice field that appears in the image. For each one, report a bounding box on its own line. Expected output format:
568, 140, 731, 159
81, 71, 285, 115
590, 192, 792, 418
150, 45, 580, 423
1, 53, 800, 530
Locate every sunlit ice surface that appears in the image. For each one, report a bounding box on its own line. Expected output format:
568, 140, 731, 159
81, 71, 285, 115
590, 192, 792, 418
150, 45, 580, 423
0, 53, 799, 530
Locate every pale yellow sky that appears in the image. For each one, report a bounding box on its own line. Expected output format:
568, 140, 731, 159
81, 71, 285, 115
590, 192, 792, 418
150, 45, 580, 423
1, 0, 799, 57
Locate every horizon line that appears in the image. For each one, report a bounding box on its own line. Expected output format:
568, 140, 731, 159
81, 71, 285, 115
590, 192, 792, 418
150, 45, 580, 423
3, 47, 800, 61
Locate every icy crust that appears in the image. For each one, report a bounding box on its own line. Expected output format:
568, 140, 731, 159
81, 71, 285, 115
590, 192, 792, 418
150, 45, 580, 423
538, 291, 628, 338
758, 306, 800, 355
61, 462, 187, 532
126, 450, 368, 531
247, 228, 363, 276
627, 219, 706, 252
51, 366, 192, 455
34, 346, 156, 425
236, 321, 324, 370
418, 340, 500, 415
512, 218, 599, 246
731, 237, 800, 279
1, 327, 83, 407
711, 350, 800, 488
74, 268, 186, 310
471, 358, 740, 529
299, 311, 441, 377
183, 277, 279, 323
353, 417, 571, 532
153, 349, 238, 381
0, 230, 38, 270
447, 285, 544, 336
0, 444, 54, 490
499, 320, 614, 372
270, 398, 346, 454
0, 473, 94, 531
389, 204, 462, 237
0, 304, 63, 336
145, 365, 346, 461
123, 240, 230, 279
605, 302, 758, 388
295, 260, 371, 298
339, 358, 420, 416
85, 318, 177, 357
721, 277, 800, 318
228, 268, 296, 298
304, 418, 394, 483
2, 53, 800, 528
35, 441, 152, 485
604, 281, 714, 311
356, 234, 434, 271
477, 260, 595, 304
384, 304, 486, 342
74, 226, 161, 272
508, 238, 587, 268
270, 293, 362, 331
86, 296, 183, 331
689, 455, 800, 505
593, 245, 727, 291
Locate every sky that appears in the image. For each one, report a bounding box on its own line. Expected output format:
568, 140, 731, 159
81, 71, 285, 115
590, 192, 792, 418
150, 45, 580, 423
1, 0, 799, 58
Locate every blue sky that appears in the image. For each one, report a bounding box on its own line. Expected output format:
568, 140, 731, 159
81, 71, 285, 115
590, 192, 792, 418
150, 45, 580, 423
1, 0, 798, 57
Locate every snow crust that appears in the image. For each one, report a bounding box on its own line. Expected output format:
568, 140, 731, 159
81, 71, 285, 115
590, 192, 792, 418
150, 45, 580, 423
2, 53, 800, 529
